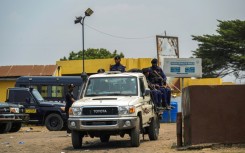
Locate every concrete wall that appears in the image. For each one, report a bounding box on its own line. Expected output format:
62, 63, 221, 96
182, 85, 245, 146
183, 78, 223, 88
0, 80, 16, 102
56, 58, 152, 75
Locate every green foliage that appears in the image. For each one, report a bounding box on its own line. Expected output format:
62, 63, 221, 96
192, 20, 245, 79
60, 48, 124, 61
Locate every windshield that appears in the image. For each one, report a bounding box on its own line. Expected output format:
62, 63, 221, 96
85, 77, 138, 97
32, 89, 45, 102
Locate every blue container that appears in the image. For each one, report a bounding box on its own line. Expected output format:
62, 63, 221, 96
161, 101, 178, 123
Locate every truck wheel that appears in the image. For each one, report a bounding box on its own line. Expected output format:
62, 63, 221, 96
0, 123, 11, 134
100, 135, 110, 143
72, 130, 84, 149
130, 116, 140, 147
45, 113, 64, 131
148, 115, 159, 140
9, 122, 22, 132
5, 123, 12, 133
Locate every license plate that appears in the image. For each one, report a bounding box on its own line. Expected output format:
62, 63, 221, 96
92, 121, 106, 125
25, 108, 37, 113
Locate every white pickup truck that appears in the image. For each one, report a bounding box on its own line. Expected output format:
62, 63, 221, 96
68, 72, 160, 149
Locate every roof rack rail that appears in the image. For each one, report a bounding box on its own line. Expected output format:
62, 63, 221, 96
105, 71, 122, 74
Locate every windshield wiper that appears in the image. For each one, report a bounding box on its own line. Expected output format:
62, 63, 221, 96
104, 93, 128, 96
86, 94, 99, 97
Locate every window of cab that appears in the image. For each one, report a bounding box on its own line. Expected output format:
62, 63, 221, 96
85, 77, 138, 96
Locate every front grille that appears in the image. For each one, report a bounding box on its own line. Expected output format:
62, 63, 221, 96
19, 108, 25, 113
0, 114, 15, 119
82, 121, 117, 126
82, 107, 118, 115
0, 107, 10, 113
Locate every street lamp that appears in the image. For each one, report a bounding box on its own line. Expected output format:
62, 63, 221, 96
74, 8, 93, 80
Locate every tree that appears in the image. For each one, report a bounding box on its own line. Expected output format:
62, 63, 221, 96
60, 48, 124, 61
192, 20, 245, 79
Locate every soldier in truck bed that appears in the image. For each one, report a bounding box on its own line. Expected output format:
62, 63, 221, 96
149, 58, 171, 109
142, 68, 162, 108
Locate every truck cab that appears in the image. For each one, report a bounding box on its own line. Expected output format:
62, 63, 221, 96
6, 87, 66, 131
68, 72, 160, 149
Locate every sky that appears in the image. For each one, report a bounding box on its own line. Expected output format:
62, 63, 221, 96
0, 0, 244, 82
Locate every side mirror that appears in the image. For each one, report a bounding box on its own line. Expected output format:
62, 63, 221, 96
144, 89, 151, 96
142, 89, 150, 99
81, 72, 88, 82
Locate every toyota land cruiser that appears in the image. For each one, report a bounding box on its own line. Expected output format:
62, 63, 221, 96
68, 72, 160, 149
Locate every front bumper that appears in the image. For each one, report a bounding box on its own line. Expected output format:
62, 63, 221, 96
14, 114, 30, 122
68, 116, 137, 131
0, 114, 16, 123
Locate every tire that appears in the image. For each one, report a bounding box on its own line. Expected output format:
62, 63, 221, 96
130, 116, 140, 147
45, 113, 64, 131
148, 114, 159, 140
5, 122, 12, 133
0, 123, 11, 134
9, 122, 22, 132
72, 130, 84, 149
100, 135, 110, 143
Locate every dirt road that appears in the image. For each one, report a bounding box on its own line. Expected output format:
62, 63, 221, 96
0, 123, 244, 153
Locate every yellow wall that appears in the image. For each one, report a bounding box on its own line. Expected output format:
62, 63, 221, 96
56, 58, 228, 92
0, 80, 16, 102
53, 69, 59, 77
56, 58, 152, 75
182, 78, 223, 89
222, 82, 234, 85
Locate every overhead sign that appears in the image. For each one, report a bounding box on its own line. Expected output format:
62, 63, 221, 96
163, 58, 202, 78
156, 36, 179, 69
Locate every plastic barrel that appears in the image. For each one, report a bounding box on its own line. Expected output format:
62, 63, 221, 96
161, 101, 178, 123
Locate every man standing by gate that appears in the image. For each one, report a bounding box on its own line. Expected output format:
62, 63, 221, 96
65, 84, 76, 135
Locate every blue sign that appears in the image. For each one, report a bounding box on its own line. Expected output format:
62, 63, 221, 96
185, 67, 195, 73
171, 67, 180, 73
163, 58, 202, 78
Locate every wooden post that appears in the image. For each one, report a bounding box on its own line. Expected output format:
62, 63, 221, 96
177, 112, 183, 147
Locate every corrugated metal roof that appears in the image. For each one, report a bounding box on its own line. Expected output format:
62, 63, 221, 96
0, 65, 57, 77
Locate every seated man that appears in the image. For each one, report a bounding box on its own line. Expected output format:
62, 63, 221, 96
142, 68, 162, 108
149, 58, 171, 109
97, 68, 105, 73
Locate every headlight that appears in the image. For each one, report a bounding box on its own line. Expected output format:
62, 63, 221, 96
118, 106, 135, 115
10, 108, 19, 113
19, 108, 25, 113
18, 105, 25, 113
60, 107, 65, 112
69, 107, 83, 116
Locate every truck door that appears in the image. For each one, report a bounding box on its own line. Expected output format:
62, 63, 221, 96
139, 78, 152, 124
10, 90, 41, 122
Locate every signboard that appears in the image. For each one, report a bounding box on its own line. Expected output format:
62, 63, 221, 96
163, 58, 202, 78
156, 35, 179, 69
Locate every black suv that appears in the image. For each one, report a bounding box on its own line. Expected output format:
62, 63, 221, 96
6, 87, 67, 131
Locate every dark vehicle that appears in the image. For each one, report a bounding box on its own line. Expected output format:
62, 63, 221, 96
6, 87, 66, 131
0, 102, 29, 133
15, 76, 83, 102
